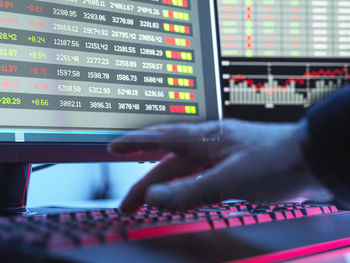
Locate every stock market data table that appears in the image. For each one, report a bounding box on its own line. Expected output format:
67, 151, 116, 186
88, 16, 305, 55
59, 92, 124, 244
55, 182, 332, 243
218, 0, 350, 121
0, 0, 210, 139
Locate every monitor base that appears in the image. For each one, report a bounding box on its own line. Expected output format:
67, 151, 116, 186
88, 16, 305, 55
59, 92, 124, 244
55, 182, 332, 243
0, 163, 31, 215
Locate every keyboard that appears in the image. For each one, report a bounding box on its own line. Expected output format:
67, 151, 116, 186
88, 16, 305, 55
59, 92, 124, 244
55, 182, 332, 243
0, 201, 341, 251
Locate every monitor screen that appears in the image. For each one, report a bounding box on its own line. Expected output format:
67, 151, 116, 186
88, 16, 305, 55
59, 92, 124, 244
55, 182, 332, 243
0, 0, 222, 150
218, 0, 350, 122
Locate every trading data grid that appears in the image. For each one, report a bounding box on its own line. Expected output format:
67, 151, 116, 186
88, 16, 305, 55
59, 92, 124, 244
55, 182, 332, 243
218, 0, 350, 121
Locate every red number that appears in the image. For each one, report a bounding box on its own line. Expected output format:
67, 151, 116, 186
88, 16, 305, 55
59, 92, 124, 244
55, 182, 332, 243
0, 65, 17, 72
26, 5, 43, 13
30, 67, 46, 75
0, 1, 14, 8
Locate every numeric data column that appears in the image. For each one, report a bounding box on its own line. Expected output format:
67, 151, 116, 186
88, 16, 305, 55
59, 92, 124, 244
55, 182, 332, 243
308, 0, 333, 57
218, 0, 244, 57
282, 0, 307, 57
334, 0, 350, 57
256, 0, 281, 57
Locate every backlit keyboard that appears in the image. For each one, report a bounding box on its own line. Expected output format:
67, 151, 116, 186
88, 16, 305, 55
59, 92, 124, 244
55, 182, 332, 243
0, 202, 340, 250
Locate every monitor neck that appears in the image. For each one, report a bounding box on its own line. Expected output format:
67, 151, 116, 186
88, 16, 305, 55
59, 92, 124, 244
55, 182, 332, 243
0, 163, 31, 215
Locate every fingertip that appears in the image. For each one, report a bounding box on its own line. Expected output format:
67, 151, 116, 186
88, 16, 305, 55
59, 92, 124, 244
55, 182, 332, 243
145, 184, 172, 208
120, 207, 137, 216
120, 200, 139, 216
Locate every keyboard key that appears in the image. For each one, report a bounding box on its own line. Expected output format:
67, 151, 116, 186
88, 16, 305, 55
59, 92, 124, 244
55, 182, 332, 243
75, 213, 87, 222
184, 213, 194, 219
242, 216, 256, 225
48, 234, 76, 250
330, 206, 339, 213
91, 211, 103, 220
127, 221, 211, 241
157, 217, 168, 222
273, 212, 285, 220
227, 218, 242, 227
171, 215, 182, 221
78, 234, 101, 246
102, 230, 123, 244
284, 211, 294, 219
212, 220, 227, 229
256, 214, 272, 223
229, 206, 238, 212
196, 212, 206, 217
294, 210, 303, 218
239, 205, 248, 211
303, 207, 323, 216
59, 214, 72, 223
322, 206, 331, 214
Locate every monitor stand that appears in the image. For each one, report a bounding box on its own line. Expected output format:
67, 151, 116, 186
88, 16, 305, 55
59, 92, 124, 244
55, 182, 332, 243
0, 163, 31, 215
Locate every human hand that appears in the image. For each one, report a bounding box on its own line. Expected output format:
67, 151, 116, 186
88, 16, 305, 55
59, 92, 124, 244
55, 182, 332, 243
109, 119, 332, 215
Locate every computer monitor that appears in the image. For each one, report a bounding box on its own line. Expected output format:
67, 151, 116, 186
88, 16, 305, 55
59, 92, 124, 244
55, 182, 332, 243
218, 0, 350, 122
0, 0, 222, 212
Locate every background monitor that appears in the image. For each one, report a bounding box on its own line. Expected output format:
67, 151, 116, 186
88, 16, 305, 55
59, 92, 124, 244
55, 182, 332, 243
0, 0, 222, 163
218, 0, 350, 122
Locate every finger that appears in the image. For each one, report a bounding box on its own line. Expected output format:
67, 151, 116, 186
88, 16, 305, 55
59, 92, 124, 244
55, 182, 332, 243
144, 155, 239, 210
109, 121, 221, 155
120, 153, 200, 215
